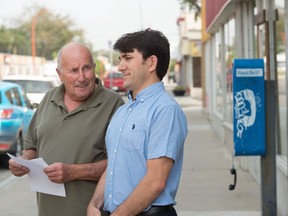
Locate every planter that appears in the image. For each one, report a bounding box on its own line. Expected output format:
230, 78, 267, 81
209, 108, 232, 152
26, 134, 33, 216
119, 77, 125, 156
173, 89, 186, 96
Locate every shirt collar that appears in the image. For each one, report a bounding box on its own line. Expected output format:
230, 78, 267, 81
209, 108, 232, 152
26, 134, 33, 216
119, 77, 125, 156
51, 78, 105, 109
128, 81, 165, 103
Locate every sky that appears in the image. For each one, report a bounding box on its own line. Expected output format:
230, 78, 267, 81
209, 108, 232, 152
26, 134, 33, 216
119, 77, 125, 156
0, 0, 182, 53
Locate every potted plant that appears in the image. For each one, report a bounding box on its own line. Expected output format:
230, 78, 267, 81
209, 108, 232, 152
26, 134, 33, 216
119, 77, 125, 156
172, 85, 187, 96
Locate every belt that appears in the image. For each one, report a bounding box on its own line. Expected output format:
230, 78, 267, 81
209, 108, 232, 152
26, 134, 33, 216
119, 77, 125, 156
101, 205, 174, 216
138, 205, 174, 216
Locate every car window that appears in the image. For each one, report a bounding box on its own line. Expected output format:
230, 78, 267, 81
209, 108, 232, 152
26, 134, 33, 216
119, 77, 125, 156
5, 89, 14, 104
20, 88, 33, 109
12, 87, 23, 106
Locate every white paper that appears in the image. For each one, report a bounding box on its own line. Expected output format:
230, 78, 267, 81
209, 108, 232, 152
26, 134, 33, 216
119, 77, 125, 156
7, 153, 66, 197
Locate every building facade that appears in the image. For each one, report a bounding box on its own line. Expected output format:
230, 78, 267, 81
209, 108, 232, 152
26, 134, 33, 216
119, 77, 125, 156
200, 0, 287, 215
0, 53, 46, 79
177, 7, 202, 98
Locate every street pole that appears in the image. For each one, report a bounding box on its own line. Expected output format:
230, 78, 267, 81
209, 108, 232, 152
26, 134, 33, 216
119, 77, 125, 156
260, 1, 278, 215
261, 80, 277, 216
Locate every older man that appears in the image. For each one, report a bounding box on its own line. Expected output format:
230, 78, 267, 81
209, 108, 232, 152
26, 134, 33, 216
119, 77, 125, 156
9, 42, 124, 216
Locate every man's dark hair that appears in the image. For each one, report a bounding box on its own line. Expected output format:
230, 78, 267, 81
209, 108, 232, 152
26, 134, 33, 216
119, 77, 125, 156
113, 28, 170, 80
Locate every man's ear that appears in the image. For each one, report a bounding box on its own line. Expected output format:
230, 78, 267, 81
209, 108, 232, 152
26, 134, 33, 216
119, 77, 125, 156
148, 55, 158, 72
56, 68, 63, 82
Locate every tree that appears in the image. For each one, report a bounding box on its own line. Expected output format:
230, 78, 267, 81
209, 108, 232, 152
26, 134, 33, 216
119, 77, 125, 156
0, 25, 30, 54
0, 5, 85, 60
179, 0, 201, 19
94, 58, 105, 80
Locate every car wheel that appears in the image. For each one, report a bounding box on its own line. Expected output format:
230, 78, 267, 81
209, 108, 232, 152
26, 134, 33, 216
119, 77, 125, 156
0, 155, 10, 168
14, 134, 24, 157
0, 135, 24, 168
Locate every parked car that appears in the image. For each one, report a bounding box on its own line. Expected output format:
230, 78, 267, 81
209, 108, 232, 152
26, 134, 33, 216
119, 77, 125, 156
0, 81, 34, 165
103, 71, 126, 92
2, 75, 59, 107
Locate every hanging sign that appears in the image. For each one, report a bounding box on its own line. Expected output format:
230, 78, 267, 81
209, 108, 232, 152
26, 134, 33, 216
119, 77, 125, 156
233, 59, 266, 156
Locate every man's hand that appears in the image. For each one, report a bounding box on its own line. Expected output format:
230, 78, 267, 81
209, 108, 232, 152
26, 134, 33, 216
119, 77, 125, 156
8, 149, 36, 177
44, 162, 75, 183
8, 159, 30, 177
87, 203, 101, 216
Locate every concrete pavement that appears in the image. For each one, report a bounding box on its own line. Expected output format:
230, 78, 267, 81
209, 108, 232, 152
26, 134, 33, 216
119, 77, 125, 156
172, 93, 261, 216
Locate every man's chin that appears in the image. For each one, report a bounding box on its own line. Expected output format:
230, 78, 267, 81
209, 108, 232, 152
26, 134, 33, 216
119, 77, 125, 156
74, 90, 92, 100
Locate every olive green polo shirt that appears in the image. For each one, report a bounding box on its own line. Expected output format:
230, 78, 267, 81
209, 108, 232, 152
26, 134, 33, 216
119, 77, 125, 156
24, 79, 124, 216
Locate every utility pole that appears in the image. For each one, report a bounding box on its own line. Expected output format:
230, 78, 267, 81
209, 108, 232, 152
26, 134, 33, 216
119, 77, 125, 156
260, 0, 278, 215
31, 9, 45, 75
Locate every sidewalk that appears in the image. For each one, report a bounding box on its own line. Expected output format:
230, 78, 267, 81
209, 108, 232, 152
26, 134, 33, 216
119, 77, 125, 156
173, 95, 261, 216
0, 88, 262, 216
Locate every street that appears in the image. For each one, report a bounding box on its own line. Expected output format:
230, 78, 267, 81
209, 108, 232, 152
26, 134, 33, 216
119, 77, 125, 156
0, 166, 37, 215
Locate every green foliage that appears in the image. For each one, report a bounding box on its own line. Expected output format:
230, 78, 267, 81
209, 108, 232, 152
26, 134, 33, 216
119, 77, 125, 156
0, 4, 85, 59
173, 85, 187, 91
0, 25, 30, 54
94, 59, 105, 78
179, 0, 201, 19
169, 59, 177, 72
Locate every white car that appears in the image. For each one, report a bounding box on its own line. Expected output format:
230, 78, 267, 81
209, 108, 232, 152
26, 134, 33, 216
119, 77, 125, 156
2, 75, 59, 107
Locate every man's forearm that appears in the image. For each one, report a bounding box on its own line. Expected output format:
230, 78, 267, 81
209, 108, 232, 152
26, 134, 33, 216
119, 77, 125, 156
111, 157, 173, 216
88, 169, 107, 210
71, 159, 107, 181
111, 176, 160, 216
22, 149, 37, 160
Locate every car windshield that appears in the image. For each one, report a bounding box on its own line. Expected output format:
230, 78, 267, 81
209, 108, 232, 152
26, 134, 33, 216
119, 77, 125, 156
4, 80, 54, 93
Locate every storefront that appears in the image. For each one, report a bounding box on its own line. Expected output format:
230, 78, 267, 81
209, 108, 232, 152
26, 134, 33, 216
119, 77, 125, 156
202, 0, 287, 215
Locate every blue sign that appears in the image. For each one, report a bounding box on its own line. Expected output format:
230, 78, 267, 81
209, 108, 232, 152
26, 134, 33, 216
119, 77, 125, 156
233, 59, 266, 156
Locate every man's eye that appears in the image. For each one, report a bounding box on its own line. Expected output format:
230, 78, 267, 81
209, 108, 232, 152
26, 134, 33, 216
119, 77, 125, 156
70, 69, 78, 74
83, 65, 92, 72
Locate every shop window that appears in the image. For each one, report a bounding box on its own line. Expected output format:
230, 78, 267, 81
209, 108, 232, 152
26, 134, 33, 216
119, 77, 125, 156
215, 31, 223, 114
224, 18, 236, 123
276, 4, 287, 158
255, 2, 287, 158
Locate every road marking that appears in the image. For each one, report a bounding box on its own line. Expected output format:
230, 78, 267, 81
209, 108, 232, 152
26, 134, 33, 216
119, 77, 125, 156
0, 175, 17, 189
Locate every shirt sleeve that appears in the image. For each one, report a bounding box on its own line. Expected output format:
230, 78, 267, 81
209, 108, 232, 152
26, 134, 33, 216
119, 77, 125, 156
23, 108, 38, 151
147, 104, 188, 161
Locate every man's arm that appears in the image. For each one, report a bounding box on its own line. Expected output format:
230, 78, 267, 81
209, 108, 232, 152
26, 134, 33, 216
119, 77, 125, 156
87, 169, 107, 216
9, 149, 37, 176
111, 156, 174, 216
43, 159, 107, 183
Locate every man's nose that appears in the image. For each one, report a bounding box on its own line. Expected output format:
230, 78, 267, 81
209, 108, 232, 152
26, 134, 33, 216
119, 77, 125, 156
118, 61, 126, 72
78, 70, 86, 80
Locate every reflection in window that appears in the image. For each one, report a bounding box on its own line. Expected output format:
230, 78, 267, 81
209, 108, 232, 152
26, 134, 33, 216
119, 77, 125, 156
254, 3, 287, 158
224, 18, 236, 122
215, 31, 223, 114
276, 5, 287, 158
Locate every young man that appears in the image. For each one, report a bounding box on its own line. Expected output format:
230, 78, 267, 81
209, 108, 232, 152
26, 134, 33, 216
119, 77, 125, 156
88, 29, 188, 216
9, 42, 124, 216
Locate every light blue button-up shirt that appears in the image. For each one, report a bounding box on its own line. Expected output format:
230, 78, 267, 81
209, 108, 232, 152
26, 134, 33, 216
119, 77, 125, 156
103, 82, 188, 212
